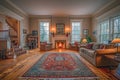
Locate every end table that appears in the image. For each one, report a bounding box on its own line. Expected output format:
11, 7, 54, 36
114, 54, 120, 79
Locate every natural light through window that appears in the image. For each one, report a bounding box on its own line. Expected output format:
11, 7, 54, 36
99, 20, 109, 43
113, 16, 120, 38
71, 22, 81, 43
99, 16, 120, 43
40, 22, 49, 42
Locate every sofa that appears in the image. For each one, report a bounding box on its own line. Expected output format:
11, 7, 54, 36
5, 46, 26, 59
79, 42, 118, 67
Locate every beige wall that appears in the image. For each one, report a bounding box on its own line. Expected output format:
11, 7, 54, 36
29, 16, 92, 48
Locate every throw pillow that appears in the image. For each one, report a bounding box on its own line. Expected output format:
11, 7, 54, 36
99, 44, 105, 49
74, 42, 78, 46
86, 43, 93, 49
92, 44, 100, 50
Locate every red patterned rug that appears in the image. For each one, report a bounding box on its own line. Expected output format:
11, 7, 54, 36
20, 52, 99, 80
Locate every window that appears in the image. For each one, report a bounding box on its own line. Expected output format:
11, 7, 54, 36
113, 16, 120, 38
99, 20, 109, 43
99, 16, 120, 43
71, 22, 81, 43
40, 22, 49, 42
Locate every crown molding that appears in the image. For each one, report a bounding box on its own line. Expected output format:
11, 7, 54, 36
1, 0, 28, 17
6, 0, 28, 16
92, 0, 120, 17
29, 15, 92, 19
0, 5, 23, 20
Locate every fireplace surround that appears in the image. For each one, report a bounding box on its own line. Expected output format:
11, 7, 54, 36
55, 40, 66, 48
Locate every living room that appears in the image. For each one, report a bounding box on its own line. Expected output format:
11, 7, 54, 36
0, 0, 120, 80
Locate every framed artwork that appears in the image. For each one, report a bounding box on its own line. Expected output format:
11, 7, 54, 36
56, 23, 65, 35
23, 29, 27, 34
83, 29, 88, 35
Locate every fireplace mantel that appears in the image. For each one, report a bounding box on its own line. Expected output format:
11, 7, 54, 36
52, 35, 70, 48
55, 40, 66, 48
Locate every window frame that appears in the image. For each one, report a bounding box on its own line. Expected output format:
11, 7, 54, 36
99, 15, 120, 43
71, 21, 81, 43
40, 21, 50, 42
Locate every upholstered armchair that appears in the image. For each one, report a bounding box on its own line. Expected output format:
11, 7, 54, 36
69, 42, 80, 51
40, 42, 52, 51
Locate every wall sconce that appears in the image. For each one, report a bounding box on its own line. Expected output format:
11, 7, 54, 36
51, 28, 55, 37
65, 27, 70, 37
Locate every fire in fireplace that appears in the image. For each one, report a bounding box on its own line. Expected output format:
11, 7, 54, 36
55, 40, 66, 48
58, 42, 62, 48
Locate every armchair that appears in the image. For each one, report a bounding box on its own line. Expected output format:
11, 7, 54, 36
40, 42, 52, 51
69, 42, 80, 51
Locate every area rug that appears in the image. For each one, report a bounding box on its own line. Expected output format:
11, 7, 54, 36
19, 52, 99, 80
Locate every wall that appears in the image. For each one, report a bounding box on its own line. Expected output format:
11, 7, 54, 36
29, 15, 92, 48
0, 14, 9, 30
0, 3, 29, 48
92, 5, 120, 42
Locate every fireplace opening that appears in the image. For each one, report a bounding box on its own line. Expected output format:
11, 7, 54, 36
55, 40, 66, 49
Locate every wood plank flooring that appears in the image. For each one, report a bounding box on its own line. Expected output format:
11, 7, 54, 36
0, 49, 118, 80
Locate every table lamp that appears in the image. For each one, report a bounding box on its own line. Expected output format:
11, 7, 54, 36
82, 38, 87, 43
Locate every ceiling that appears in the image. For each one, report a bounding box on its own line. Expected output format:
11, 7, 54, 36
9, 0, 113, 16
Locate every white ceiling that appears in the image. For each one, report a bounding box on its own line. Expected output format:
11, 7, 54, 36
9, 0, 112, 16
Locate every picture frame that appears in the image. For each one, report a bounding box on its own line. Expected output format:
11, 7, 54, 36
83, 29, 88, 35
56, 23, 65, 35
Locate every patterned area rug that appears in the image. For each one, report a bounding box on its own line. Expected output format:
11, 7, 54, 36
20, 52, 99, 80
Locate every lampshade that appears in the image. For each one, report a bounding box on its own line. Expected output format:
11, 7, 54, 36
82, 38, 87, 43
111, 38, 120, 43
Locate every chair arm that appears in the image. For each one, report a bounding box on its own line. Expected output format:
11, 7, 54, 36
95, 48, 116, 55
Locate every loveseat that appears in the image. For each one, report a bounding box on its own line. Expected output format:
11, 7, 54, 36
79, 42, 118, 67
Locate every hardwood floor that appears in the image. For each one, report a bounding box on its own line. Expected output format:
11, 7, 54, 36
0, 49, 118, 80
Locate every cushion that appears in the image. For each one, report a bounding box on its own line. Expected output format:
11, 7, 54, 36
105, 44, 115, 49
92, 44, 100, 50
74, 42, 78, 46
86, 43, 93, 49
99, 44, 105, 49
96, 48, 116, 55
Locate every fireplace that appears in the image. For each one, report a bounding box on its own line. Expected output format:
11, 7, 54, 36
55, 40, 66, 49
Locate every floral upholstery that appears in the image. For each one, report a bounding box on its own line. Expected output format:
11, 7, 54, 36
40, 42, 52, 51
69, 42, 80, 51
79, 43, 118, 67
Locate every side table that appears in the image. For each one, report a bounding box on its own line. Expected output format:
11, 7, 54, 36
114, 54, 120, 79
104, 54, 120, 79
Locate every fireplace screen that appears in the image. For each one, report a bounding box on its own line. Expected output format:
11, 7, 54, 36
55, 40, 66, 48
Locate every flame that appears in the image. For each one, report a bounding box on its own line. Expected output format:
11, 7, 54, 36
59, 42, 62, 47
